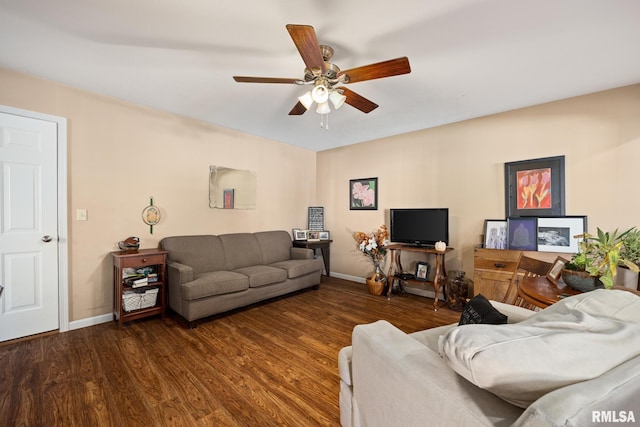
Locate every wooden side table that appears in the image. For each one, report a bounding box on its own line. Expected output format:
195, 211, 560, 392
518, 276, 580, 309
386, 244, 454, 310
293, 240, 332, 276
112, 248, 168, 328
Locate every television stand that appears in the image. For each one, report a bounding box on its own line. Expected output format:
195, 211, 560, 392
408, 243, 435, 249
386, 243, 454, 310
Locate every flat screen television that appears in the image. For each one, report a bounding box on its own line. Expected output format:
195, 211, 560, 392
390, 208, 449, 247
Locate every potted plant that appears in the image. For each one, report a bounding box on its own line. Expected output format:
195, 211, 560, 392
563, 228, 639, 291
620, 227, 640, 266
352, 225, 389, 295
619, 227, 640, 287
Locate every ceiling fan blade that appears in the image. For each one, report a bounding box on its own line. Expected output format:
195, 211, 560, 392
338, 57, 411, 84
339, 87, 378, 113
233, 76, 302, 84
286, 24, 326, 74
288, 101, 308, 115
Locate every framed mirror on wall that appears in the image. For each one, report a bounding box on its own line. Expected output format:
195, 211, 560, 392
209, 165, 257, 209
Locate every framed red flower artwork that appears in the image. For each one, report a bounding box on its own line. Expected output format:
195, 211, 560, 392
504, 156, 565, 217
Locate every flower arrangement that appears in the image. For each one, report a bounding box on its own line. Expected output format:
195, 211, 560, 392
353, 225, 389, 265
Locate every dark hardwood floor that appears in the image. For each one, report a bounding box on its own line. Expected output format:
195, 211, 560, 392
0, 277, 461, 426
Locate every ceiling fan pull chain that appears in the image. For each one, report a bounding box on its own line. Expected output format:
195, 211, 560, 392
320, 113, 329, 130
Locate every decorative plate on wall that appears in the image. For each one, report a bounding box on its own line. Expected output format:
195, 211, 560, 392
142, 197, 160, 234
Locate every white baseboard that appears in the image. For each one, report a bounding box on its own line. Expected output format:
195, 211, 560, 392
69, 313, 112, 331
330, 272, 365, 283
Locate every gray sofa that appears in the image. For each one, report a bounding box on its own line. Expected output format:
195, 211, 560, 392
160, 230, 323, 325
339, 290, 640, 426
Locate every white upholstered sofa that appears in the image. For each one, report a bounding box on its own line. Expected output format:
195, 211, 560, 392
338, 290, 640, 427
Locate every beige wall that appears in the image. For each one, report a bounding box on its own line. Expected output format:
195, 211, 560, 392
2, 66, 639, 323
318, 84, 640, 281
0, 68, 317, 322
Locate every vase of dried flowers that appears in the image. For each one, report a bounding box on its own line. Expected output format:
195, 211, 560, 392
353, 225, 389, 295
366, 260, 387, 295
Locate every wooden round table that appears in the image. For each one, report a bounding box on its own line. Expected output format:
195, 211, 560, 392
518, 275, 581, 308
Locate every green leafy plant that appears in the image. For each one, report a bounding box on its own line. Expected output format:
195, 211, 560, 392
620, 227, 640, 266
565, 228, 639, 289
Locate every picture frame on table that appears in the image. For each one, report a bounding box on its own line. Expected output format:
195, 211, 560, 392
546, 256, 569, 285
307, 231, 320, 241
349, 177, 378, 210
415, 261, 430, 281
319, 231, 330, 240
537, 216, 587, 253
507, 217, 538, 251
483, 219, 508, 249
504, 155, 565, 218
293, 229, 307, 241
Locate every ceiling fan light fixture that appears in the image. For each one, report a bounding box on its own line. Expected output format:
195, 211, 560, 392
311, 85, 329, 104
329, 90, 346, 110
298, 91, 314, 109
316, 101, 331, 115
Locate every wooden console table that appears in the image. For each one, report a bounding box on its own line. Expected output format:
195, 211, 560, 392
386, 244, 454, 310
293, 240, 332, 276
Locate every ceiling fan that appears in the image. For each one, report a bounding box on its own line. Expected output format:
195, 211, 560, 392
233, 24, 411, 117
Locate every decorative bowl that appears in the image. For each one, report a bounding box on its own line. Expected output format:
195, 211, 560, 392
561, 268, 603, 292
118, 236, 140, 253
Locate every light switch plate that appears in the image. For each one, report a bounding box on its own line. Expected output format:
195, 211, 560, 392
77, 209, 88, 221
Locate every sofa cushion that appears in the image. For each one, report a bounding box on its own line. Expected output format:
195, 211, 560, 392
438, 289, 640, 408
233, 265, 288, 288
219, 233, 264, 269
160, 235, 227, 275
182, 271, 249, 300
254, 230, 293, 264
458, 294, 508, 325
270, 258, 324, 279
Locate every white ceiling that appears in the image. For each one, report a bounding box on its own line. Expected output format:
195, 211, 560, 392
1, 0, 639, 151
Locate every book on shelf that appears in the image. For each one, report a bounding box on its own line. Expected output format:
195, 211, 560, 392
123, 274, 145, 287
132, 277, 148, 288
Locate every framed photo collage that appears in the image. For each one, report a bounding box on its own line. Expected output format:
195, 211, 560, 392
486, 155, 587, 253
483, 216, 587, 253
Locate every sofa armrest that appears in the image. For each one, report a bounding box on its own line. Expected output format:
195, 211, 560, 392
167, 261, 194, 285
351, 320, 522, 427
290, 247, 313, 260
166, 261, 194, 316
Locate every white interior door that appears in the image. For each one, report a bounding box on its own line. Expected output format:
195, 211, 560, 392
0, 112, 59, 342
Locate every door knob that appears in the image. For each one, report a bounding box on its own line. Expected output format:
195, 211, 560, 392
42, 235, 53, 242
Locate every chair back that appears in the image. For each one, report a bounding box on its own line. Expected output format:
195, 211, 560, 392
503, 255, 553, 306
518, 256, 553, 278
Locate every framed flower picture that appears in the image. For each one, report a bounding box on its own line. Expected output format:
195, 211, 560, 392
349, 177, 378, 210
504, 156, 565, 217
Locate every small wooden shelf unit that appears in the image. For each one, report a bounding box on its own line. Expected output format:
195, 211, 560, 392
386, 244, 454, 311
112, 248, 168, 329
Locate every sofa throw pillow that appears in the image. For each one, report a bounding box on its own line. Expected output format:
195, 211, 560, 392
439, 289, 640, 408
458, 294, 508, 325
